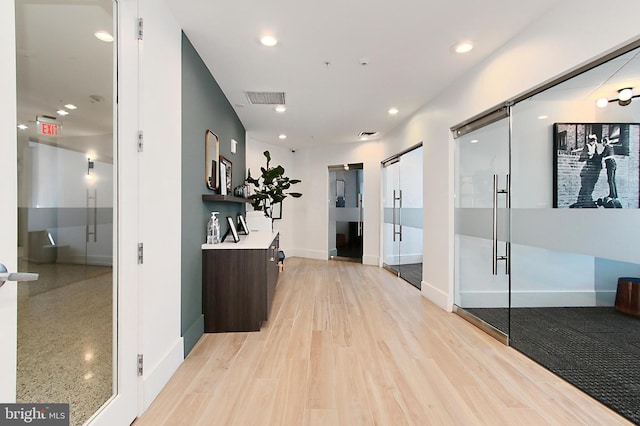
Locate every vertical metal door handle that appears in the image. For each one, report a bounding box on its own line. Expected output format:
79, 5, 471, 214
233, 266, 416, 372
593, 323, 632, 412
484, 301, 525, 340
493, 175, 498, 275
492, 174, 510, 275
398, 190, 403, 242
392, 190, 397, 242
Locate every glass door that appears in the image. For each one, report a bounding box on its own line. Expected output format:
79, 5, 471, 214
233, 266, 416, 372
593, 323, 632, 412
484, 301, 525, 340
382, 144, 423, 289
328, 164, 364, 262
7, 1, 135, 425
454, 114, 511, 340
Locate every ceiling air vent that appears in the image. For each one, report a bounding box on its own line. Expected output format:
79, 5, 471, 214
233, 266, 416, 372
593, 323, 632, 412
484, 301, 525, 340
244, 91, 286, 105
358, 131, 380, 139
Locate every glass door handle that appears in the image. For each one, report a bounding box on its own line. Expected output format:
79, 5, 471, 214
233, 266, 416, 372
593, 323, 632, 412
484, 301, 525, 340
492, 175, 510, 275
393, 190, 402, 242
0, 263, 39, 288
357, 193, 363, 236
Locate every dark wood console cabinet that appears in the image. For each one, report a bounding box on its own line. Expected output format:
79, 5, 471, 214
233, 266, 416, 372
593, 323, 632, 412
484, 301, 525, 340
202, 232, 279, 332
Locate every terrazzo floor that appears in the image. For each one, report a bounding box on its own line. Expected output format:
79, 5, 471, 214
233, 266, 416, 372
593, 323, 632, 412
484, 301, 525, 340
16, 263, 113, 426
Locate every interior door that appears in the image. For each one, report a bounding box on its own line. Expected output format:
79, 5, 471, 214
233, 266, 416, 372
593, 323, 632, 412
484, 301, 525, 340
328, 164, 364, 262
382, 159, 401, 275
3, 1, 138, 425
0, 0, 19, 403
382, 145, 423, 289
454, 113, 511, 339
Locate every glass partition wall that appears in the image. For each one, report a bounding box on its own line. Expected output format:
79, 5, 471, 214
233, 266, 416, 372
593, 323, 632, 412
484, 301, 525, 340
454, 44, 640, 424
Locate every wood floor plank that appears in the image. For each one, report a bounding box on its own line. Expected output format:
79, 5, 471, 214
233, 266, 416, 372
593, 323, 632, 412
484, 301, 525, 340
134, 258, 633, 426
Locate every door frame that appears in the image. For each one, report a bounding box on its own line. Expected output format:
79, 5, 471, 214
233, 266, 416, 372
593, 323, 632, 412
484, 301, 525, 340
1, 1, 140, 423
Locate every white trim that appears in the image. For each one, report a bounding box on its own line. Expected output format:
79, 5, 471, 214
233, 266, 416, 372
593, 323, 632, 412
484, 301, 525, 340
141, 337, 184, 410
421, 280, 450, 311
362, 255, 379, 266
288, 248, 328, 260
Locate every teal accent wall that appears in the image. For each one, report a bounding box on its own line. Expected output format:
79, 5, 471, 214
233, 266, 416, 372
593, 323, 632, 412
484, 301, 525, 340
181, 33, 246, 356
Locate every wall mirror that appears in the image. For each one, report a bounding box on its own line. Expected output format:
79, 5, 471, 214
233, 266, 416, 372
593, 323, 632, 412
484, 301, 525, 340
205, 130, 220, 190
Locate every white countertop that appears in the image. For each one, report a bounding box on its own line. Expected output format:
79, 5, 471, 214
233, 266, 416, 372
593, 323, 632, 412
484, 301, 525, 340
202, 231, 278, 250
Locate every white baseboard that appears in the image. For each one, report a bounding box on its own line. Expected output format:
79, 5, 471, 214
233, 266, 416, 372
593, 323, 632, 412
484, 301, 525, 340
421, 280, 451, 311
141, 337, 184, 411
362, 255, 379, 266
288, 248, 329, 260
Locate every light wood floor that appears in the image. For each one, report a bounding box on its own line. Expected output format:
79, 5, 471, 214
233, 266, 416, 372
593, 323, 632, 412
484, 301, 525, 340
134, 258, 632, 425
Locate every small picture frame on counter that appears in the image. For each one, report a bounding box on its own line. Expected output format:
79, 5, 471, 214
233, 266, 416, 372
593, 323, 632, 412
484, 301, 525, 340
222, 215, 240, 243
237, 214, 250, 235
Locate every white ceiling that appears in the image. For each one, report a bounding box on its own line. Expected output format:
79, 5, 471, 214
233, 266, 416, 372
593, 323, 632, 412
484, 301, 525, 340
17, 0, 639, 157
166, 0, 563, 149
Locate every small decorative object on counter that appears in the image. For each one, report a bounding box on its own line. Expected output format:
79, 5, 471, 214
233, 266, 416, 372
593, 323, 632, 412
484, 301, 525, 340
206, 211, 221, 244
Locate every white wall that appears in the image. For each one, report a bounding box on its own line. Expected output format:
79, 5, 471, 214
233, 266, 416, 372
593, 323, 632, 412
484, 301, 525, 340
246, 137, 298, 256
290, 140, 385, 265
136, 0, 183, 412
383, 0, 640, 310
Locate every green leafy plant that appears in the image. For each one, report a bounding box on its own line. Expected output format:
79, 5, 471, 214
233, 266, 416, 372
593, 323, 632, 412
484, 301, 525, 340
247, 151, 302, 217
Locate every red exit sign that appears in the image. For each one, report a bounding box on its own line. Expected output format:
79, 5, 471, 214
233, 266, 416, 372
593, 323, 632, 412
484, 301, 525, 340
39, 122, 59, 136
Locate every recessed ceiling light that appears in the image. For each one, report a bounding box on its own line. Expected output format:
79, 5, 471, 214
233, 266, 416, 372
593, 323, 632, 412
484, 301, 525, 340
57, 109, 69, 116
260, 35, 278, 47
279, 134, 287, 139
64, 104, 77, 110
274, 105, 287, 113
17, 124, 28, 130
537, 115, 548, 120
388, 107, 399, 115
470, 139, 479, 144
94, 31, 114, 43
596, 97, 609, 108
453, 41, 473, 54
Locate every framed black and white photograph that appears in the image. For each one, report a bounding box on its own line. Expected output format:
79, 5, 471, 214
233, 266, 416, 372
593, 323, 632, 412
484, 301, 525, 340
237, 214, 249, 235
553, 122, 639, 208
222, 215, 240, 243
220, 156, 232, 196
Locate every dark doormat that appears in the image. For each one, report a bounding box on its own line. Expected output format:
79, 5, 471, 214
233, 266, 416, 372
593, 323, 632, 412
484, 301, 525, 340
465, 307, 640, 425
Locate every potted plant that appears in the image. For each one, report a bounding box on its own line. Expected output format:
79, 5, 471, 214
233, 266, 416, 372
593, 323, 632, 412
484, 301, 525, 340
246, 151, 302, 218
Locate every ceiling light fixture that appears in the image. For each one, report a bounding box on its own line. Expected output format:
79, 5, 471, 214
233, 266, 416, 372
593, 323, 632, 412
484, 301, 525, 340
94, 31, 114, 43
618, 87, 633, 106
596, 87, 638, 107
388, 107, 399, 115
274, 105, 287, 113
279, 134, 287, 139
260, 35, 278, 47
470, 139, 479, 144
57, 109, 69, 116
453, 41, 473, 54
64, 104, 77, 110
537, 115, 548, 120
17, 124, 28, 130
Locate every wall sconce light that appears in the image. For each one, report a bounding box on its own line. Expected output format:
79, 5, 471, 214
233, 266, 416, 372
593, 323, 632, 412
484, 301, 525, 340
87, 158, 94, 175
596, 87, 638, 107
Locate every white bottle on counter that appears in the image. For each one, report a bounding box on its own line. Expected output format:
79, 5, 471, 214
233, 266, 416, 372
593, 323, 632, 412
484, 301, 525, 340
207, 211, 221, 244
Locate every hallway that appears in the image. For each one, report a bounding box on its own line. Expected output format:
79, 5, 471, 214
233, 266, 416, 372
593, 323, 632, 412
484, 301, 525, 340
135, 258, 630, 425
